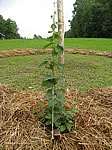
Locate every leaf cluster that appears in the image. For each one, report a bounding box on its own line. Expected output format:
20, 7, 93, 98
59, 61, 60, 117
37, 15, 77, 133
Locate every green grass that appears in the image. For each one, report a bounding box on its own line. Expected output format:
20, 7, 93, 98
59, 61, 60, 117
0, 39, 48, 50
0, 38, 112, 52
0, 54, 112, 91
65, 38, 112, 52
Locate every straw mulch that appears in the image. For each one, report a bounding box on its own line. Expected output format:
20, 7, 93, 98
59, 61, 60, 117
0, 84, 112, 150
0, 48, 112, 58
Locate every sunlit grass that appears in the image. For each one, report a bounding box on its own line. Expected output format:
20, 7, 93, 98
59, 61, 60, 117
0, 38, 112, 52
0, 54, 112, 91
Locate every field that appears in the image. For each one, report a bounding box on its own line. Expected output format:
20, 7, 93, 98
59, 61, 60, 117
0, 38, 112, 91
0, 38, 112, 51
0, 38, 112, 150
0, 54, 112, 91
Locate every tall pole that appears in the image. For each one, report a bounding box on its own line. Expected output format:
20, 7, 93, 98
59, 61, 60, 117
57, 0, 64, 64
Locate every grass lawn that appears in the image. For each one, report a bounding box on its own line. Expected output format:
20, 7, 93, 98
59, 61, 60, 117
0, 38, 112, 52
0, 54, 112, 91
65, 38, 112, 52
0, 39, 48, 51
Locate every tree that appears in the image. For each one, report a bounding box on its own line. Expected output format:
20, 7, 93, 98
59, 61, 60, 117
66, 0, 112, 38
64, 29, 72, 38
0, 15, 5, 35
33, 34, 42, 39
0, 15, 20, 39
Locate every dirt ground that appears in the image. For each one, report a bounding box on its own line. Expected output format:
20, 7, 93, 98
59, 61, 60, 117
0, 84, 112, 150
0, 48, 112, 58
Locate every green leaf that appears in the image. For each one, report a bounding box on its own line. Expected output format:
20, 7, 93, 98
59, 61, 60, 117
51, 23, 57, 31
68, 120, 73, 124
67, 111, 73, 119
42, 80, 51, 87
43, 42, 54, 49
73, 99, 77, 105
48, 31, 53, 33
32, 109, 38, 115
56, 44, 64, 53
47, 36, 53, 42
52, 49, 58, 56
60, 125, 66, 132
43, 75, 58, 84
53, 32, 60, 39
46, 89, 52, 99
71, 108, 78, 113
55, 121, 61, 127
45, 113, 52, 119
54, 114, 62, 122
55, 88, 65, 95
54, 116, 62, 127
48, 99, 57, 108
66, 123, 73, 131
42, 76, 58, 87
45, 120, 52, 126
39, 60, 49, 67
54, 88, 65, 104
38, 111, 46, 117
67, 111, 73, 116
37, 101, 46, 110
64, 110, 73, 120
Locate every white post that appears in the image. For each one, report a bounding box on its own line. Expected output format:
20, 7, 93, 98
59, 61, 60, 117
57, 0, 64, 64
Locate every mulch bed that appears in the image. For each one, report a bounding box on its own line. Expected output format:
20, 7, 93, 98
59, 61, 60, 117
0, 84, 112, 150
0, 48, 112, 58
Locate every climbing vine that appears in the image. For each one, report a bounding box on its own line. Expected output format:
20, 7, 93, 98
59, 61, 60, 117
38, 10, 77, 139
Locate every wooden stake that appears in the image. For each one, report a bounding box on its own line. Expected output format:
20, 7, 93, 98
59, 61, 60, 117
57, 0, 64, 64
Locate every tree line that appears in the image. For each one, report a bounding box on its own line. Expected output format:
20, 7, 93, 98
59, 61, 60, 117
65, 0, 112, 38
0, 15, 20, 39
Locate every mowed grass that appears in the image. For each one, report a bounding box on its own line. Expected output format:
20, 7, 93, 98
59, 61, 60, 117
0, 38, 112, 52
0, 39, 47, 50
0, 54, 112, 91
66, 38, 112, 52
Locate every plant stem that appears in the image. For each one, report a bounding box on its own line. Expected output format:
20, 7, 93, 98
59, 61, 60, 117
51, 101, 54, 140
51, 66, 55, 140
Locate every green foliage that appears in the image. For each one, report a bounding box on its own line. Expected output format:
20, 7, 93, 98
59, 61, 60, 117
0, 15, 20, 39
33, 34, 42, 39
65, 0, 112, 38
39, 16, 75, 133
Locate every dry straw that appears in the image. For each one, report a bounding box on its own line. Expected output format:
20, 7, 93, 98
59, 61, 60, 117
0, 84, 112, 150
0, 48, 112, 58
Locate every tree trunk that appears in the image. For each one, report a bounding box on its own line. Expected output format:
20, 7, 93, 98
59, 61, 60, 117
57, 0, 64, 64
